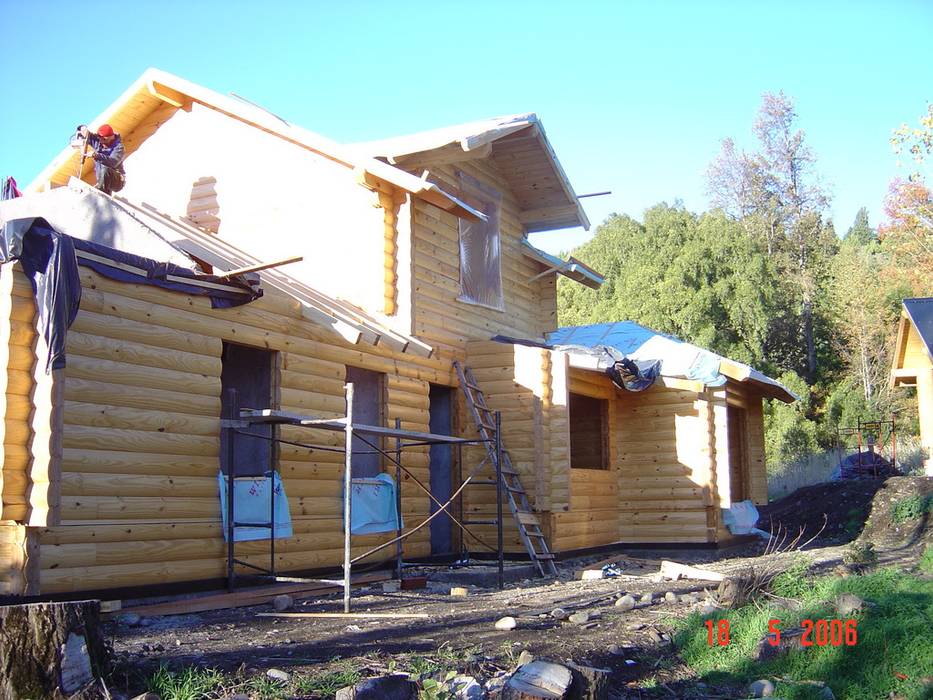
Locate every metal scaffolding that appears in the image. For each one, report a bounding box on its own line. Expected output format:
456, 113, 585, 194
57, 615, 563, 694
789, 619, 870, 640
220, 383, 505, 611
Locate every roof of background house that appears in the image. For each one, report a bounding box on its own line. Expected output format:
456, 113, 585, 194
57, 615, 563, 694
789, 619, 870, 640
354, 113, 590, 233
903, 297, 933, 360
27, 68, 482, 222
548, 320, 796, 402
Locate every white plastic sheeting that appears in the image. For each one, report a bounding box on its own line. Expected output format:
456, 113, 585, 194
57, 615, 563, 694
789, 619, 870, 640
457, 170, 503, 310
722, 500, 770, 539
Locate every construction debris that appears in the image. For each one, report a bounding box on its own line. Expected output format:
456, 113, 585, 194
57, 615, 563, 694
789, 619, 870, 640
659, 560, 725, 582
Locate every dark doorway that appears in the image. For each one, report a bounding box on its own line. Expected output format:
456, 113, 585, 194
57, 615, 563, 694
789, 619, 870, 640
345, 366, 385, 478
569, 392, 609, 469
727, 405, 748, 502
429, 384, 455, 556
221, 342, 275, 477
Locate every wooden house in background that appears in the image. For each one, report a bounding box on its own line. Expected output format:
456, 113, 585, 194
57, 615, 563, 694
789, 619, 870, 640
1, 69, 793, 598
891, 297, 933, 475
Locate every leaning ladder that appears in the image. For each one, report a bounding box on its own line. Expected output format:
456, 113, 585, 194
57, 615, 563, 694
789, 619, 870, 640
454, 361, 558, 577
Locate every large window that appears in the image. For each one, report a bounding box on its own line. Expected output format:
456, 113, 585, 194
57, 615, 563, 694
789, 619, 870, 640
220, 342, 276, 477
457, 171, 503, 310
569, 392, 609, 470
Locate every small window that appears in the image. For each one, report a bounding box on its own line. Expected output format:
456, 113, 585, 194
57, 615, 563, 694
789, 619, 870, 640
569, 392, 609, 470
457, 171, 503, 310
346, 366, 385, 478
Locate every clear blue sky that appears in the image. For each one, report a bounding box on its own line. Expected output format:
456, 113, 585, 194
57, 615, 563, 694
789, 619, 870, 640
2, 1, 931, 254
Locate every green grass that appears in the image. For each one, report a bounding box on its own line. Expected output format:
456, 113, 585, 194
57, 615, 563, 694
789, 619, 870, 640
674, 569, 933, 700
294, 666, 364, 696
920, 546, 933, 574
147, 666, 227, 700
891, 495, 933, 524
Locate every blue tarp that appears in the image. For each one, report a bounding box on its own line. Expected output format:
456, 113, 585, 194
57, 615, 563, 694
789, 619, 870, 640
350, 473, 402, 535
548, 321, 728, 387
218, 472, 293, 542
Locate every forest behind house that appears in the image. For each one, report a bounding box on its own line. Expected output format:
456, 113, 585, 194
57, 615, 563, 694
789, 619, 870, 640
557, 96, 933, 489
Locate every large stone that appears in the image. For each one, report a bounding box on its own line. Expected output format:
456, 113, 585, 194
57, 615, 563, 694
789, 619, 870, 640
568, 611, 590, 625
336, 675, 419, 700
640, 592, 654, 605
835, 593, 864, 617
266, 668, 290, 683
749, 679, 775, 697
495, 616, 517, 631
449, 675, 486, 699
615, 595, 636, 611
550, 608, 569, 620
272, 595, 293, 612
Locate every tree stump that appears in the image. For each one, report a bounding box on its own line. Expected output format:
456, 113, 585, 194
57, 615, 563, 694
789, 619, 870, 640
0, 600, 108, 699
567, 663, 611, 699
502, 660, 573, 699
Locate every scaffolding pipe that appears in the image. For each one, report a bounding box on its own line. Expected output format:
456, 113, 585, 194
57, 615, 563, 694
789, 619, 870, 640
495, 410, 504, 591
343, 382, 354, 613
395, 417, 403, 579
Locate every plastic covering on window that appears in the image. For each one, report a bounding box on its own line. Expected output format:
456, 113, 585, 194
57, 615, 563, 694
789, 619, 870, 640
457, 171, 503, 310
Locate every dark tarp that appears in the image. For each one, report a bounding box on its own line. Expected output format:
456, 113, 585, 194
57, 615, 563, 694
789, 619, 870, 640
0, 216, 262, 373
490, 334, 661, 392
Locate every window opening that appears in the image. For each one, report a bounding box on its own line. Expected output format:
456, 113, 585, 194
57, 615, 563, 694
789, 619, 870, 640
569, 392, 609, 470
346, 366, 385, 478
457, 170, 503, 310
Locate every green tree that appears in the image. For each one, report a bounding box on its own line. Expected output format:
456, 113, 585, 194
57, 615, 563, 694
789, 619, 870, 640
763, 370, 820, 469
842, 207, 876, 246
706, 92, 834, 384
558, 203, 778, 368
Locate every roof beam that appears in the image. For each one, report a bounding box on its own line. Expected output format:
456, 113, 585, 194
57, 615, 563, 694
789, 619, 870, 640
147, 80, 192, 111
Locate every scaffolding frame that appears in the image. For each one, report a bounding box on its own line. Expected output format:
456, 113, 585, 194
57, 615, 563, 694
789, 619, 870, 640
836, 415, 898, 476
220, 383, 505, 611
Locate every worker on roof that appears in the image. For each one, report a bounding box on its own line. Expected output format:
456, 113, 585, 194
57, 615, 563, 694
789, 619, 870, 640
71, 124, 126, 195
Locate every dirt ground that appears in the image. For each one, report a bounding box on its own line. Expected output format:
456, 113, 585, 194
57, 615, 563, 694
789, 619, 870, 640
106, 476, 933, 698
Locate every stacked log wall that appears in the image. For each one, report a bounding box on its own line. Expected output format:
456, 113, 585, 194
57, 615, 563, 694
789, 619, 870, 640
409, 159, 556, 361
614, 384, 713, 544
35, 267, 449, 594
461, 340, 551, 553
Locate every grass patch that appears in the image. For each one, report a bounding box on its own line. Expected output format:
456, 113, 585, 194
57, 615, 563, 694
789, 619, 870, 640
148, 666, 227, 700
891, 495, 933, 524
294, 666, 364, 696
921, 546, 933, 574
674, 568, 933, 699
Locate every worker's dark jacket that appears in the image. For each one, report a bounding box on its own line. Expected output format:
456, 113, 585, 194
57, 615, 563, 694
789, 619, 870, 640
89, 134, 126, 173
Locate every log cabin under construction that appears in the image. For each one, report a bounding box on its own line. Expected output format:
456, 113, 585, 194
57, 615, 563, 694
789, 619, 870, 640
0, 69, 794, 598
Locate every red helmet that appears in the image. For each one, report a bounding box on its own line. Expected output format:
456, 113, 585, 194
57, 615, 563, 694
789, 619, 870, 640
97, 124, 114, 137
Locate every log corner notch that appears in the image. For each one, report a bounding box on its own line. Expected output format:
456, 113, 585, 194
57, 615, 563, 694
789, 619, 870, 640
0, 600, 109, 699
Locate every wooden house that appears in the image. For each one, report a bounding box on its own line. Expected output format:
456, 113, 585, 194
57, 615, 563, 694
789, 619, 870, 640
891, 297, 933, 475
1, 69, 792, 598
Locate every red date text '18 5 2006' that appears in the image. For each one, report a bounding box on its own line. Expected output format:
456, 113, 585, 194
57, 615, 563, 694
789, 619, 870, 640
705, 619, 858, 647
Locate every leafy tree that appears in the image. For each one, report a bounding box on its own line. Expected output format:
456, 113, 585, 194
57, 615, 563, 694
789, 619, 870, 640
763, 370, 820, 469
843, 207, 876, 247
891, 102, 933, 178
706, 92, 833, 384
558, 204, 779, 368
878, 179, 933, 287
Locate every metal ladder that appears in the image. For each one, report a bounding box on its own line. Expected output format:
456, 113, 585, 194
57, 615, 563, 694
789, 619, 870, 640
454, 361, 558, 577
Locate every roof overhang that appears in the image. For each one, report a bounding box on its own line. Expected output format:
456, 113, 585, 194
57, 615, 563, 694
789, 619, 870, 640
890, 298, 933, 388
521, 239, 604, 289
27, 68, 484, 223
355, 114, 590, 232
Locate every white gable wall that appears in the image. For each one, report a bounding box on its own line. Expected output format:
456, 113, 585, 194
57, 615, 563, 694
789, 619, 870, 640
119, 104, 385, 313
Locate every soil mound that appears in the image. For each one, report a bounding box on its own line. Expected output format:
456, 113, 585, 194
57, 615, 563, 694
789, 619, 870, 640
859, 476, 933, 551
758, 476, 933, 549
758, 478, 885, 544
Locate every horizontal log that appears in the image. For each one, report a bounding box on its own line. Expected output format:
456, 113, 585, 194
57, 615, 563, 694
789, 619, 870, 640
65, 354, 220, 397
281, 353, 345, 380
66, 331, 221, 376
71, 309, 221, 357
63, 448, 218, 477
64, 401, 219, 437
63, 425, 218, 457
64, 378, 220, 417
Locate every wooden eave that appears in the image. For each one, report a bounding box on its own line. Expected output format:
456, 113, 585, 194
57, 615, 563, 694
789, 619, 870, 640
26, 69, 482, 221
358, 114, 590, 232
